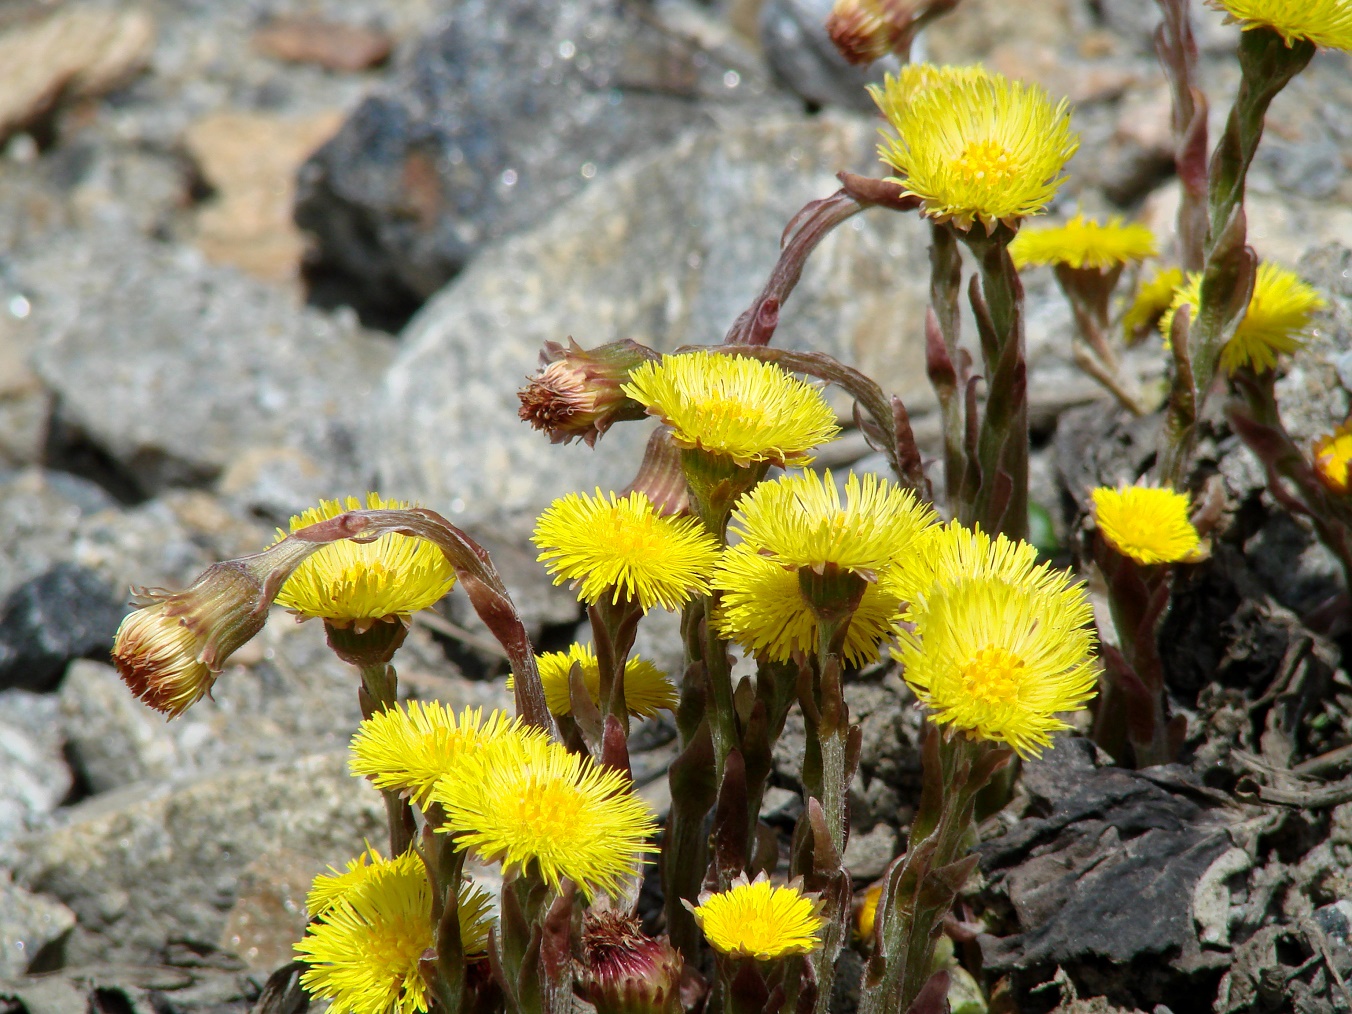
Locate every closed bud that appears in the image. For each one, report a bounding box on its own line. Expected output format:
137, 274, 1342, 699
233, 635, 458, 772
582, 911, 684, 1014
517, 338, 656, 446
826, 0, 916, 65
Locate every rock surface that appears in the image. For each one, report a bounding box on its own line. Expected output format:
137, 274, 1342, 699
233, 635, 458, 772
0, 874, 76, 979
0, 565, 128, 694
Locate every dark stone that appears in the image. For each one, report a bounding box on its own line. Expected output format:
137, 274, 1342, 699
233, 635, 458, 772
293, 0, 778, 322
0, 564, 129, 693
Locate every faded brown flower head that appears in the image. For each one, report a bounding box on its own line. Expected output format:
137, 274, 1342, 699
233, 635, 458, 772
518, 338, 656, 447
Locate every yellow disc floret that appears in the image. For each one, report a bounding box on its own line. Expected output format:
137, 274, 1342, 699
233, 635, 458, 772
274, 494, 456, 626
433, 733, 658, 900
1091, 486, 1204, 565
622, 351, 840, 468
1314, 421, 1352, 495
1209, 0, 1352, 51
511, 644, 677, 719
877, 70, 1079, 231
1009, 213, 1157, 271
691, 873, 825, 961
532, 489, 721, 612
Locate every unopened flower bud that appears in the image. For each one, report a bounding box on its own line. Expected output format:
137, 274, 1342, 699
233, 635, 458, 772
112, 561, 268, 717
518, 338, 656, 447
582, 911, 684, 1014
826, 0, 917, 65
1313, 422, 1352, 496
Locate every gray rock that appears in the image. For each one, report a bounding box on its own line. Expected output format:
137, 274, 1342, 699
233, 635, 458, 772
0, 564, 129, 693
842, 821, 897, 881
19, 226, 393, 497
293, 0, 780, 314
0, 874, 76, 979
0, 470, 117, 604
0, 690, 69, 844
369, 113, 939, 525
2, 751, 385, 966
758, 0, 891, 111
59, 661, 182, 795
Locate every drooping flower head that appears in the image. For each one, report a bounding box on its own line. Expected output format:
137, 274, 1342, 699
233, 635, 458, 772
622, 351, 840, 469
517, 338, 656, 447
876, 69, 1079, 231
897, 577, 1099, 757
689, 873, 825, 961
1313, 421, 1352, 495
1161, 262, 1326, 374
1009, 213, 1156, 271
826, 0, 917, 64
1091, 485, 1205, 565
1208, 0, 1352, 51
1123, 266, 1185, 342
433, 733, 658, 899
274, 494, 456, 628
349, 702, 538, 808
296, 847, 493, 1014
533, 489, 721, 612
508, 644, 677, 719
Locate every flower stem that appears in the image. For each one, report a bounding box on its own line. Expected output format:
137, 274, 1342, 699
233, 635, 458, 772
357, 662, 415, 856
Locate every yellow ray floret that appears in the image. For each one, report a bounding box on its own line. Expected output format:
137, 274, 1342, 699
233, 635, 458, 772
306, 843, 426, 917
1123, 266, 1184, 342
1091, 486, 1204, 565
690, 873, 825, 960
508, 644, 677, 719
1009, 213, 1156, 271
877, 70, 1079, 231
433, 733, 658, 900
868, 63, 993, 129
621, 351, 840, 467
897, 577, 1099, 758
296, 850, 493, 1014
1314, 422, 1352, 495
349, 703, 540, 808
533, 489, 721, 612
274, 494, 456, 626
714, 546, 906, 665
729, 470, 937, 574
1209, 0, 1352, 51
1161, 262, 1326, 374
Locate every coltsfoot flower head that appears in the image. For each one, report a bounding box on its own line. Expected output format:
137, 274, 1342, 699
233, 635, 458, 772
1009, 213, 1157, 271
518, 338, 656, 447
622, 351, 840, 468
510, 643, 677, 719
112, 561, 268, 717
433, 733, 658, 899
689, 873, 825, 961
877, 70, 1079, 231
1162, 262, 1326, 374
533, 489, 721, 612
296, 848, 493, 1014
1209, 0, 1352, 51
854, 883, 883, 942
349, 703, 539, 808
1123, 266, 1185, 342
582, 911, 684, 1014
897, 577, 1099, 757
274, 494, 456, 629
1091, 485, 1205, 565
1313, 421, 1352, 495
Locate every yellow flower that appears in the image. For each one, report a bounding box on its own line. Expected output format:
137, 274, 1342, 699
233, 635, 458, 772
897, 578, 1099, 758
1123, 266, 1184, 341
877, 70, 1079, 231
508, 644, 677, 719
1091, 486, 1204, 565
622, 351, 840, 468
868, 63, 992, 126
296, 849, 494, 1014
855, 883, 882, 942
1161, 262, 1326, 374
307, 844, 425, 917
1314, 421, 1352, 495
533, 489, 721, 612
274, 494, 456, 628
1009, 213, 1156, 271
690, 873, 825, 960
1209, 0, 1352, 51
349, 703, 539, 808
433, 733, 658, 899
714, 546, 908, 665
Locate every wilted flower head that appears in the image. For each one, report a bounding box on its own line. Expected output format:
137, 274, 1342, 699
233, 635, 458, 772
1123, 266, 1184, 342
581, 910, 684, 1014
876, 69, 1078, 231
533, 489, 721, 612
1009, 213, 1156, 271
1091, 485, 1205, 565
1162, 261, 1326, 374
509, 643, 677, 719
622, 351, 840, 469
1313, 421, 1352, 495
112, 561, 268, 717
1209, 0, 1352, 51
518, 338, 656, 446
689, 873, 825, 961
274, 494, 456, 630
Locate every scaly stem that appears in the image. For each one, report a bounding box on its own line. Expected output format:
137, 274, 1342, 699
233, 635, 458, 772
357, 662, 415, 856
928, 223, 966, 515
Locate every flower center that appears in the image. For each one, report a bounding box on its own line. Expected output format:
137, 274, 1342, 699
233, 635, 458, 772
513, 779, 582, 842
951, 139, 1018, 187
959, 645, 1026, 706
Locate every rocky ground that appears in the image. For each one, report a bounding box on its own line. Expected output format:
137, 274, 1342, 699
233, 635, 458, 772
0, 0, 1350, 1012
